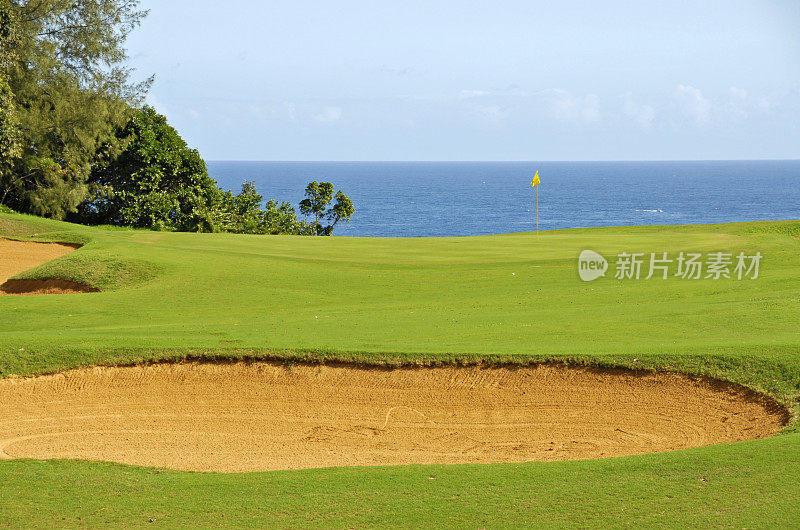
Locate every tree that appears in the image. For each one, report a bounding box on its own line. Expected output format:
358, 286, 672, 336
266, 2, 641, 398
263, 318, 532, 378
322, 190, 355, 235
262, 199, 314, 235
0, 75, 20, 204
76, 106, 219, 230
215, 182, 295, 235
0, 0, 150, 218
212, 182, 313, 235
299, 181, 355, 235
75, 108, 315, 235
0, 1, 21, 204
299, 181, 333, 229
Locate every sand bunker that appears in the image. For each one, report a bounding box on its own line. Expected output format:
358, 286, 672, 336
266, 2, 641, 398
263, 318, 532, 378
0, 237, 96, 295
0, 363, 786, 472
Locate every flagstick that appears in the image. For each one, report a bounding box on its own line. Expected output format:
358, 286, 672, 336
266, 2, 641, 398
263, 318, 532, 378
536, 185, 539, 240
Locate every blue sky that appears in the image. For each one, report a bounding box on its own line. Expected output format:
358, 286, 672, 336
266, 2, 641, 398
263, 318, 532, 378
126, 0, 800, 161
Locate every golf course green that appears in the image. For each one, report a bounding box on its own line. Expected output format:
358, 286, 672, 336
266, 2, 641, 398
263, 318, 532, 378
1, 210, 799, 527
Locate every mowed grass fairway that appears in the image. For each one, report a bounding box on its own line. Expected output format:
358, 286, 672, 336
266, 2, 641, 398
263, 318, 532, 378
1, 211, 799, 527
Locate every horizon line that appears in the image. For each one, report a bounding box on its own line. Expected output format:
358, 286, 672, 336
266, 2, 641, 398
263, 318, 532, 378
205, 158, 800, 163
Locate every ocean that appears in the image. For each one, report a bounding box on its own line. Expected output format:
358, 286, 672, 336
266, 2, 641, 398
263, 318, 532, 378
206, 160, 800, 237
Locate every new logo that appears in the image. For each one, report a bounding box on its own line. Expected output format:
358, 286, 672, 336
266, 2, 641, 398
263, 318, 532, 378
578, 250, 608, 281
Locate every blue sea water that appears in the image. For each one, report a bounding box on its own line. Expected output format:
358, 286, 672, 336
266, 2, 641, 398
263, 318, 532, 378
207, 160, 800, 237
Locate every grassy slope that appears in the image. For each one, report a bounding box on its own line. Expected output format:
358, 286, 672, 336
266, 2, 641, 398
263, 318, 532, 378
1, 211, 799, 527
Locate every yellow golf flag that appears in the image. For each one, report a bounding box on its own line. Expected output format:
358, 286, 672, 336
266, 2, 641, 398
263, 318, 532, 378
531, 170, 540, 240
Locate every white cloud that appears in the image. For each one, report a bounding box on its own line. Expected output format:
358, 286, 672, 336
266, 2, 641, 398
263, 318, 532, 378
473, 104, 508, 123
459, 89, 487, 99
755, 97, 772, 111
378, 65, 416, 77
726, 87, 749, 121
544, 89, 601, 126
458, 87, 528, 100
314, 106, 342, 123
284, 101, 298, 122
622, 93, 655, 131
674, 84, 710, 127
502, 85, 528, 97
729, 86, 748, 100
725, 86, 774, 122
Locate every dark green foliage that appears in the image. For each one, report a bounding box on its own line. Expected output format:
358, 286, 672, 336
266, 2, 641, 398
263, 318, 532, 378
0, 3, 21, 204
76, 107, 315, 235
329, 190, 356, 234
0, 1, 354, 235
77, 106, 219, 231
299, 180, 334, 227
299, 180, 355, 235
0, 0, 18, 68
0, 74, 20, 195
224, 181, 264, 233
213, 182, 314, 235
0, 0, 149, 218
262, 199, 315, 235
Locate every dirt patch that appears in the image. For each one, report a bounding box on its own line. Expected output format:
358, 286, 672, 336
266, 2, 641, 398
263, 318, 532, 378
0, 278, 99, 295
0, 363, 787, 472
0, 237, 94, 295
